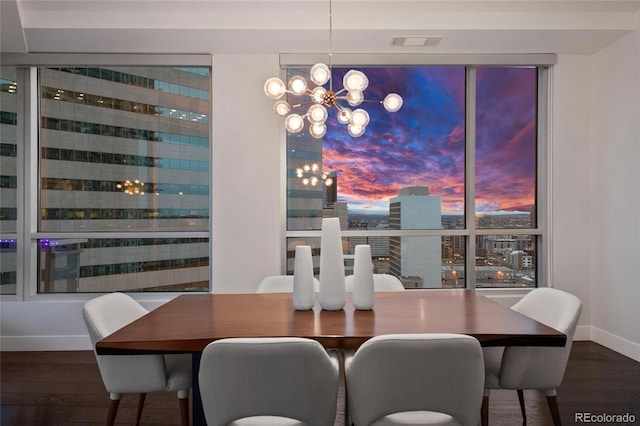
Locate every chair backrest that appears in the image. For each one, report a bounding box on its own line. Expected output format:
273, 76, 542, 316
345, 273, 405, 292
198, 337, 339, 426
500, 287, 582, 390
346, 333, 484, 426
256, 275, 320, 293
83, 292, 148, 343
83, 293, 167, 394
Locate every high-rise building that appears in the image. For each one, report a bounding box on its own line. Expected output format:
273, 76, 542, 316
389, 186, 442, 288
35, 66, 211, 293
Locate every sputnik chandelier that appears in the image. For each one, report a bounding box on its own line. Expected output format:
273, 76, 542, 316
263, 0, 403, 139
296, 163, 334, 186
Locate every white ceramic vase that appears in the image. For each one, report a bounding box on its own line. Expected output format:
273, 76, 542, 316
292, 245, 315, 310
352, 244, 375, 310
319, 217, 346, 310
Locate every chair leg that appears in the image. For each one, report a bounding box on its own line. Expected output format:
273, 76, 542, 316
517, 389, 527, 424
135, 393, 146, 426
481, 395, 489, 426
106, 398, 120, 426
179, 396, 190, 426
546, 394, 562, 426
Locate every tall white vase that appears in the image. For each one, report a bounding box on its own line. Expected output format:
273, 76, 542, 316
352, 244, 375, 310
292, 245, 315, 310
319, 217, 346, 310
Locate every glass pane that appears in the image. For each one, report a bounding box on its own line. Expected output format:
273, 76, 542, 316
475, 234, 536, 288
1, 67, 18, 295
38, 238, 209, 293
475, 67, 537, 227
286, 67, 466, 231
287, 235, 466, 289
1, 239, 17, 295
1, 67, 18, 235
39, 67, 210, 232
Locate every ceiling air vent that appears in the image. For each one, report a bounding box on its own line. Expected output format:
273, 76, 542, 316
391, 36, 442, 47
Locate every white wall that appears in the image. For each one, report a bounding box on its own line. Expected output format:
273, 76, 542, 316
549, 54, 593, 339
2, 44, 640, 359
211, 54, 283, 293
589, 29, 640, 361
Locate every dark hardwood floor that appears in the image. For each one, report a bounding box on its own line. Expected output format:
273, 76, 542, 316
1, 341, 638, 425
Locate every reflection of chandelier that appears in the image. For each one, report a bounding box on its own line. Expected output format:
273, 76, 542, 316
117, 179, 145, 195
263, 0, 402, 139
296, 163, 334, 186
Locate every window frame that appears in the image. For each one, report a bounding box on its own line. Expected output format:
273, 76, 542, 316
0, 54, 212, 302
280, 54, 553, 291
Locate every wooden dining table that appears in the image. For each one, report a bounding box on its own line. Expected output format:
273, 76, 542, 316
96, 289, 566, 425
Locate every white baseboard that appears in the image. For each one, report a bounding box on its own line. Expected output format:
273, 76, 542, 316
589, 326, 640, 362
574, 325, 592, 341
1, 335, 92, 352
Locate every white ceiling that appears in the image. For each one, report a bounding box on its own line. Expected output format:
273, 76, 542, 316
1, 0, 639, 55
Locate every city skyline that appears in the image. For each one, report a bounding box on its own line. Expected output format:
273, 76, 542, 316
321, 67, 537, 215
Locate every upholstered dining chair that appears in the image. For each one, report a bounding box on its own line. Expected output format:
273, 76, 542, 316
83, 292, 191, 426
256, 274, 320, 293
345, 273, 405, 292
481, 287, 582, 426
346, 333, 484, 426
198, 337, 340, 426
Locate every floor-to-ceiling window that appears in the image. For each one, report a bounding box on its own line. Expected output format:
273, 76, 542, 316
0, 67, 19, 295
283, 56, 551, 289
0, 56, 211, 295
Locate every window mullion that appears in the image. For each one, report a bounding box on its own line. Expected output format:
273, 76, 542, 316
465, 67, 477, 290
538, 66, 551, 286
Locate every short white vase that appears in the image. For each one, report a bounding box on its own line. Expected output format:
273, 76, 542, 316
319, 218, 346, 311
292, 245, 315, 310
352, 244, 375, 310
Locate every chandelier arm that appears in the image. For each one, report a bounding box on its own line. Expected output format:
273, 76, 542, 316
333, 100, 348, 109
290, 100, 320, 109
283, 89, 312, 97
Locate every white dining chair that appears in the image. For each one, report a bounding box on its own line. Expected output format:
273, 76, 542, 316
481, 287, 582, 426
198, 337, 340, 426
256, 274, 320, 293
83, 292, 191, 426
346, 333, 484, 426
345, 273, 405, 292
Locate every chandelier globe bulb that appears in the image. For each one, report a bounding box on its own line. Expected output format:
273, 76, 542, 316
310, 63, 331, 85
348, 124, 366, 138
383, 93, 404, 112
285, 114, 305, 133
264, 77, 286, 99
346, 90, 364, 106
311, 87, 327, 103
343, 70, 369, 92
350, 108, 370, 127
274, 100, 291, 116
337, 108, 352, 124
288, 76, 308, 95
309, 123, 327, 139
307, 104, 328, 123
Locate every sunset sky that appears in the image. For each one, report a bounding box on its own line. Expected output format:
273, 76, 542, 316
321, 66, 537, 214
